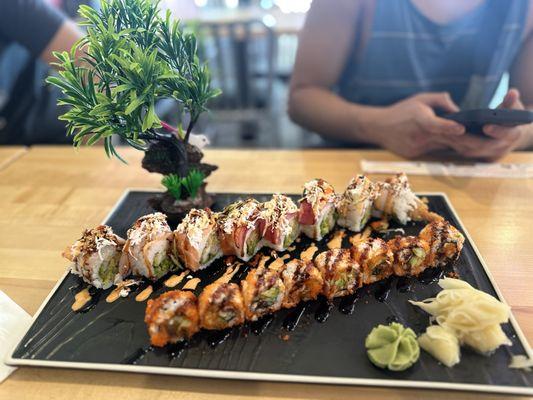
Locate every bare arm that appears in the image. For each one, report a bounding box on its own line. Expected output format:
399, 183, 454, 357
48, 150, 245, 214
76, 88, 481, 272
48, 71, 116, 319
288, 0, 380, 143
288, 0, 464, 157
0, 1, 83, 67
40, 19, 84, 66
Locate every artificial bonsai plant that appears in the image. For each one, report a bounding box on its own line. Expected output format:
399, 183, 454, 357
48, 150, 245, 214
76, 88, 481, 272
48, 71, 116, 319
47, 0, 220, 218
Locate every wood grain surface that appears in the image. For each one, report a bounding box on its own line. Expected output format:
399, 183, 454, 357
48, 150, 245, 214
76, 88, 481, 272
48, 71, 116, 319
0, 146, 532, 400
0, 146, 27, 171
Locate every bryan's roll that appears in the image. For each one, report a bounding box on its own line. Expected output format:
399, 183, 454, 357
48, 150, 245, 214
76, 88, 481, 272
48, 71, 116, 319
174, 208, 222, 271
281, 259, 324, 308
351, 238, 393, 285
121, 213, 178, 280
145, 290, 199, 346
198, 282, 245, 330
259, 194, 300, 252
387, 235, 430, 276
218, 199, 262, 261
241, 260, 286, 320
63, 225, 125, 289
419, 221, 465, 267
314, 248, 361, 300
337, 175, 377, 232
373, 173, 441, 224
298, 179, 337, 241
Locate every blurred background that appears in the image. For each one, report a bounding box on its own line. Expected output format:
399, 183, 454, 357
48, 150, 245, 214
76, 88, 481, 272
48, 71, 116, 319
0, 0, 516, 151
159, 0, 318, 148
51, 0, 319, 148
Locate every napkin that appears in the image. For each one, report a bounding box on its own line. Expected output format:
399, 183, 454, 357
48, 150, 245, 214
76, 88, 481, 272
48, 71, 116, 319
0, 290, 31, 383
361, 160, 533, 179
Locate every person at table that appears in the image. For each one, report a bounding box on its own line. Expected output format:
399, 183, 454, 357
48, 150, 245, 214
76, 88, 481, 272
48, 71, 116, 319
0, 0, 83, 145
288, 0, 533, 160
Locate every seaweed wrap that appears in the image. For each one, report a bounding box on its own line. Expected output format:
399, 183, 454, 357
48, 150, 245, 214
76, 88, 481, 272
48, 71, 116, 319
418, 220, 465, 267
373, 173, 441, 224
281, 259, 324, 308
387, 235, 431, 276
198, 282, 245, 330
121, 212, 178, 280
63, 225, 125, 289
351, 238, 394, 285
241, 260, 286, 320
174, 208, 222, 271
259, 194, 300, 251
298, 179, 337, 241
145, 290, 200, 346
218, 199, 263, 261
337, 175, 377, 232
314, 248, 361, 300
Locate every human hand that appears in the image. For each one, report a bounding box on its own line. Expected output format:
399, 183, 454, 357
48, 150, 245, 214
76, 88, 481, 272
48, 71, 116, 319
371, 92, 465, 159
435, 89, 533, 161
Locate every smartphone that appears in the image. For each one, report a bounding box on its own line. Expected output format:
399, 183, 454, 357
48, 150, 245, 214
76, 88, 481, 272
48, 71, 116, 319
442, 109, 533, 136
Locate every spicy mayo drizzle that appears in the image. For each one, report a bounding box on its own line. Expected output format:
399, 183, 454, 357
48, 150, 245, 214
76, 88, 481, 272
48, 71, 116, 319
135, 285, 153, 302
72, 288, 91, 311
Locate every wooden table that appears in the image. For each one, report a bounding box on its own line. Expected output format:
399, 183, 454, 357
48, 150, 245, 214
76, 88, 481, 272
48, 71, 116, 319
1, 146, 532, 400
0, 146, 27, 171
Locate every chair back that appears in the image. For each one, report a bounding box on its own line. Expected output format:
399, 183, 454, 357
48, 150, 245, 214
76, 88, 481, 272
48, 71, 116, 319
198, 18, 277, 111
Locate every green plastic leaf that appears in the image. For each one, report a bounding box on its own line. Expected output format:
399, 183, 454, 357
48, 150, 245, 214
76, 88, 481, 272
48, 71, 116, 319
46, 0, 220, 160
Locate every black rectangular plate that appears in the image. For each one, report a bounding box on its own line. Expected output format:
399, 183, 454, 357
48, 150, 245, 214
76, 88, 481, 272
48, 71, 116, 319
8, 191, 533, 395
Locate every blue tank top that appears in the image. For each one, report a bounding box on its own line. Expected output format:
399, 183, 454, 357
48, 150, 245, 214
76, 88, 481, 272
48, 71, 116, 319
338, 0, 529, 109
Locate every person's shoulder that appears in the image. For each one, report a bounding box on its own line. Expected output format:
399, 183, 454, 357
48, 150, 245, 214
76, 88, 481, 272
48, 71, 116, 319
526, 0, 533, 38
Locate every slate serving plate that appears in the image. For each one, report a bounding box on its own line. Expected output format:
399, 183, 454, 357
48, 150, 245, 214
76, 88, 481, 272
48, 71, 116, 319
7, 190, 533, 395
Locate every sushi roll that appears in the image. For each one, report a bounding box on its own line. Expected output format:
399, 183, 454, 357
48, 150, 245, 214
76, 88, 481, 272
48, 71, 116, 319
174, 208, 222, 271
63, 225, 125, 289
241, 261, 286, 320
351, 238, 394, 285
145, 290, 200, 346
198, 282, 245, 330
337, 175, 378, 232
387, 236, 431, 276
298, 179, 337, 241
373, 173, 441, 224
218, 199, 262, 262
121, 212, 178, 280
259, 194, 300, 252
314, 249, 361, 300
418, 221, 465, 267
281, 259, 324, 308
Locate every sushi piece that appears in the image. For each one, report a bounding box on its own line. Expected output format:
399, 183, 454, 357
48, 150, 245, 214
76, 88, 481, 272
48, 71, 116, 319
281, 259, 324, 308
218, 199, 262, 262
351, 238, 393, 285
259, 194, 300, 251
63, 225, 125, 289
174, 208, 222, 271
198, 282, 245, 330
337, 175, 378, 232
418, 220, 465, 267
298, 179, 337, 241
241, 259, 286, 320
373, 173, 442, 224
120, 212, 178, 280
387, 236, 431, 276
314, 249, 361, 300
144, 290, 200, 346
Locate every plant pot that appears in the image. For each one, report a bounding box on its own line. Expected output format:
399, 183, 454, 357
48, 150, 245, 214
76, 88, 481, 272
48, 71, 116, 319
142, 141, 217, 178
